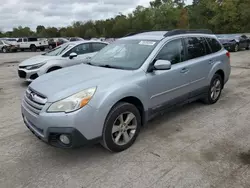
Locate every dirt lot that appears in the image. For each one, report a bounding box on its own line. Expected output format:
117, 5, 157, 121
1, 51, 250, 188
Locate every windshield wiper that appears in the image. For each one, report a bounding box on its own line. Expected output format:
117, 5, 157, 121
96, 64, 124, 69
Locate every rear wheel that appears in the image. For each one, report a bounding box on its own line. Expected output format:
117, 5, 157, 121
30, 45, 37, 52
102, 102, 141, 152
202, 74, 223, 104
49, 45, 53, 50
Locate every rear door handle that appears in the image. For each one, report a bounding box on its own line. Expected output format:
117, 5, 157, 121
180, 67, 189, 73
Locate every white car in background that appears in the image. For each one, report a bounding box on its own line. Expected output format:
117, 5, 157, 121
18, 41, 108, 81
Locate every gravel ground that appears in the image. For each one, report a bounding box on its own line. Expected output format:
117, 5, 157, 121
1, 51, 250, 188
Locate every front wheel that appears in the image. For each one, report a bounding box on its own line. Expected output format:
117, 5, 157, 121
40, 47, 45, 51
2, 47, 7, 53
234, 43, 239, 52
102, 102, 141, 152
202, 74, 223, 104
246, 43, 250, 50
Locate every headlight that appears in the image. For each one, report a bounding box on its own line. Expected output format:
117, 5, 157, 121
47, 87, 96, 113
26, 62, 46, 70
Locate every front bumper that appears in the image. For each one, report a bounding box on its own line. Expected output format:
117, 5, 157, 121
21, 101, 102, 148
18, 68, 39, 81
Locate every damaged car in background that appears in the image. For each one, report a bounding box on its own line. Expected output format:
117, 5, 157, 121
0, 40, 19, 53
217, 34, 250, 52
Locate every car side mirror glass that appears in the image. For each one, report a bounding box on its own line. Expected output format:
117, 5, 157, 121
69, 52, 77, 59
154, 60, 171, 70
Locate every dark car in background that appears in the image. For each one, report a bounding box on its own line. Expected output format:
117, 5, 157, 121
217, 34, 250, 52
48, 38, 69, 49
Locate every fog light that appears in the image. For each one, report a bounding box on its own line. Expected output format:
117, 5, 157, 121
59, 134, 71, 145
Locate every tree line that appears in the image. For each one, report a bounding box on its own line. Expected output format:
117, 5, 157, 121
0, 0, 250, 39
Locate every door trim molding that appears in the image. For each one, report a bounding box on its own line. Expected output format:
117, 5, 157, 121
150, 77, 205, 99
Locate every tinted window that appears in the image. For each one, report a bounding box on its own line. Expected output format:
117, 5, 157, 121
65, 43, 91, 56
185, 37, 206, 60
241, 35, 247, 39
23, 38, 28, 42
28, 38, 37, 42
156, 39, 184, 64
92, 43, 107, 52
206, 38, 222, 53
17, 38, 22, 42
201, 37, 212, 54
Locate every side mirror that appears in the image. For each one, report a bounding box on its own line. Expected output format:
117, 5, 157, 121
69, 52, 77, 59
154, 60, 171, 70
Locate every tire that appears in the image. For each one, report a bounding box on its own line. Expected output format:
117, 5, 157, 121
202, 74, 223, 104
234, 43, 239, 52
246, 43, 250, 50
30, 45, 37, 52
47, 67, 61, 73
102, 102, 141, 152
40, 47, 45, 51
2, 47, 7, 53
49, 45, 53, 50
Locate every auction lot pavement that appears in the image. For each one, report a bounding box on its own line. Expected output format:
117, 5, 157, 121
1, 51, 250, 188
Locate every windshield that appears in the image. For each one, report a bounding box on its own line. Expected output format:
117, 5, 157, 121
89, 40, 158, 70
43, 43, 73, 56
3, 40, 12, 45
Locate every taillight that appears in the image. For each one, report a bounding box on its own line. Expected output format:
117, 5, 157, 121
226, 51, 230, 64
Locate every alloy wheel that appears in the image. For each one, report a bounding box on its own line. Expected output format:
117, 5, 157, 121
111, 112, 137, 146
210, 79, 221, 101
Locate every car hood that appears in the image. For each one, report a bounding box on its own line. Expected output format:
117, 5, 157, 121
29, 64, 133, 102
19, 55, 61, 66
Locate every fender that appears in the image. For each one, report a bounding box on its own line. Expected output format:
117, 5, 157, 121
207, 60, 225, 84
37, 59, 66, 76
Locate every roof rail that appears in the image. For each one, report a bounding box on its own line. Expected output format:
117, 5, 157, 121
164, 29, 213, 37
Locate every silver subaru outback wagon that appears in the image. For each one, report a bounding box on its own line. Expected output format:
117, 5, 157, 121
21, 30, 231, 152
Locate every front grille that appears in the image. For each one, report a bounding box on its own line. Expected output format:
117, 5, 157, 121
23, 88, 47, 115
18, 70, 26, 78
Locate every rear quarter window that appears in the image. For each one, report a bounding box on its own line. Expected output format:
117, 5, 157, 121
206, 38, 222, 53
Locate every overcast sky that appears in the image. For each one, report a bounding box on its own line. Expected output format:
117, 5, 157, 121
0, 0, 192, 31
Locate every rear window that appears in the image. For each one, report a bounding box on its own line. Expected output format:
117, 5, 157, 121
206, 38, 222, 53
28, 38, 38, 42
92, 43, 107, 52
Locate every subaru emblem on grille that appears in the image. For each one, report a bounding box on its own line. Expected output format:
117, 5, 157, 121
28, 92, 35, 100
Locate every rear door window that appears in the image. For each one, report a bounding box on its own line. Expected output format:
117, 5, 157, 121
184, 37, 207, 60
92, 43, 107, 52
206, 38, 222, 53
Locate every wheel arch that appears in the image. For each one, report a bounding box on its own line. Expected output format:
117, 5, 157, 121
46, 66, 62, 73
116, 96, 146, 126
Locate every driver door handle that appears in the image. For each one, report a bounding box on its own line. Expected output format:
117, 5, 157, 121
180, 67, 189, 73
